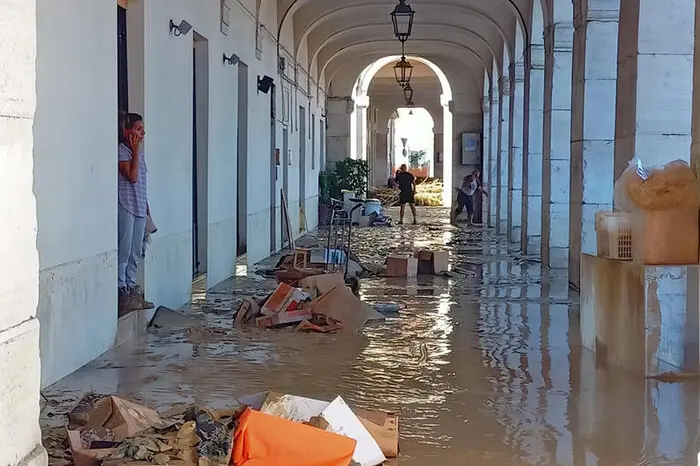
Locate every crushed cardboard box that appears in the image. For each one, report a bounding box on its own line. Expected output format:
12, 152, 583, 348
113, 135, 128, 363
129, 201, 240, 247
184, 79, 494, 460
310, 285, 385, 332
413, 249, 449, 275
384, 257, 418, 278
260, 282, 310, 315
240, 392, 386, 466
299, 273, 347, 298
67, 396, 173, 466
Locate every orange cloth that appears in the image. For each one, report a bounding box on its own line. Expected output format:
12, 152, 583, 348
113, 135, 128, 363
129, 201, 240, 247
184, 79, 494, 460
232, 408, 356, 466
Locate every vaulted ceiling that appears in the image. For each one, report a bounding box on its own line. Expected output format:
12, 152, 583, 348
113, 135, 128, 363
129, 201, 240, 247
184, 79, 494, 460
259, 0, 540, 94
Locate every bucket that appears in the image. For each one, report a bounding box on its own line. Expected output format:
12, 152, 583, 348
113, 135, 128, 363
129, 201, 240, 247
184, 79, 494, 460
342, 191, 356, 213
364, 199, 382, 216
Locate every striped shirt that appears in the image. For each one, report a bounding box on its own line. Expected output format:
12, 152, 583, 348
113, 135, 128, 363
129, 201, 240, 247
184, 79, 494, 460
118, 143, 148, 217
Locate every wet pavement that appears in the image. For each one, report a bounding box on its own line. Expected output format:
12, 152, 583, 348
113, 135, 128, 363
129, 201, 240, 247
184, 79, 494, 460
41, 208, 700, 465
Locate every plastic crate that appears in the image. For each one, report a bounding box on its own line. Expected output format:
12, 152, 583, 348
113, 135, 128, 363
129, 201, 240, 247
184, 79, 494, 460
595, 211, 632, 260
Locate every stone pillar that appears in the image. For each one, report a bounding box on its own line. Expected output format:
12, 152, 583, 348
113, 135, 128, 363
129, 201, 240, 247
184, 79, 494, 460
522, 44, 545, 255
355, 95, 369, 161
489, 87, 499, 227
482, 90, 492, 224
542, 21, 574, 269
374, 132, 388, 186
326, 96, 353, 168
508, 61, 525, 243
0, 1, 47, 466
570, 0, 620, 288
497, 72, 511, 234
615, 0, 694, 174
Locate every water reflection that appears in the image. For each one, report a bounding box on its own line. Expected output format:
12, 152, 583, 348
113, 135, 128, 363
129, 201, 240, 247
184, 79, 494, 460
41, 209, 700, 465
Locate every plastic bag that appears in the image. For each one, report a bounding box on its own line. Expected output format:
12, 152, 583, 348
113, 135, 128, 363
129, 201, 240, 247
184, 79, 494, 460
614, 157, 700, 212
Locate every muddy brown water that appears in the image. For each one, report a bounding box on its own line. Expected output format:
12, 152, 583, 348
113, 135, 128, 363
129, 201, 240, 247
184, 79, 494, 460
41, 209, 700, 465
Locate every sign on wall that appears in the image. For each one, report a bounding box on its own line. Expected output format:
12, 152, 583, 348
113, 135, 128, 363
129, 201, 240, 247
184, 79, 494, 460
461, 132, 481, 166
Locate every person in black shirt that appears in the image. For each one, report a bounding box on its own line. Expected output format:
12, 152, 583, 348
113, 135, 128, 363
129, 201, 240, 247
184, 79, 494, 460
395, 164, 417, 225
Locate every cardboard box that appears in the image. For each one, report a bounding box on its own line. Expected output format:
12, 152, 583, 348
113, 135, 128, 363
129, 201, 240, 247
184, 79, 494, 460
299, 273, 346, 298
413, 249, 449, 275
68, 396, 171, 466
260, 283, 309, 315
385, 257, 418, 277
632, 209, 699, 265
256, 307, 313, 328
310, 286, 384, 331
235, 297, 260, 326
354, 408, 399, 459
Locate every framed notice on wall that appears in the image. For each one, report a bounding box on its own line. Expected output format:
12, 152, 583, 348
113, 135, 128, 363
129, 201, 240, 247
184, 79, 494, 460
461, 133, 481, 165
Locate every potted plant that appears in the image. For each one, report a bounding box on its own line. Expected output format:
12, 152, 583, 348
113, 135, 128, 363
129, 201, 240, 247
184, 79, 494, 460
334, 158, 370, 196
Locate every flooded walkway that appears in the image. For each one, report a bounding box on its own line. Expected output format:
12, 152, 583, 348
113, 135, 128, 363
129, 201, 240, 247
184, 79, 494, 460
41, 208, 700, 465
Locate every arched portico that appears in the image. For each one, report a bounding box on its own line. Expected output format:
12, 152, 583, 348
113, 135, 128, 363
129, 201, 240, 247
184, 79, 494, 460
351, 55, 455, 206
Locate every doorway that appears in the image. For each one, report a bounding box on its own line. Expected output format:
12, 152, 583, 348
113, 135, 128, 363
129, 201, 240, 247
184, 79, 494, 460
117, 5, 128, 112
320, 118, 325, 169
192, 33, 209, 278
236, 62, 248, 256
269, 83, 277, 253
298, 106, 306, 233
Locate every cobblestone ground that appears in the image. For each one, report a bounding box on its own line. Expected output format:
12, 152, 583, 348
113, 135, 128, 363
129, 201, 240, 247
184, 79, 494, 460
41, 208, 700, 465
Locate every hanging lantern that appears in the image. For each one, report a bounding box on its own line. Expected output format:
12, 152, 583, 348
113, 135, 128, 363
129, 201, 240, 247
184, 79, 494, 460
403, 83, 414, 103
390, 0, 415, 43
393, 56, 413, 87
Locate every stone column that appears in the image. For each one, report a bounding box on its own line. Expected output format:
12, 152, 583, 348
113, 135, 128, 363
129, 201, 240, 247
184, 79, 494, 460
508, 61, 525, 243
522, 44, 545, 255
615, 0, 694, 173
570, 0, 620, 288
325, 96, 353, 168
541, 21, 574, 269
497, 72, 511, 234
482, 90, 492, 224
489, 87, 499, 227
374, 132, 388, 186
355, 95, 370, 162
0, 1, 47, 466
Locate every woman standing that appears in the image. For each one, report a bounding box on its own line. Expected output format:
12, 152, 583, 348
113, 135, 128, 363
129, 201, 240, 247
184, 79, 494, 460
118, 113, 154, 314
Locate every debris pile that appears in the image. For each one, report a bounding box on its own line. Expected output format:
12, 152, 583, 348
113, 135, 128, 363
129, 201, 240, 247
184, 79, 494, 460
234, 273, 384, 333
58, 392, 399, 466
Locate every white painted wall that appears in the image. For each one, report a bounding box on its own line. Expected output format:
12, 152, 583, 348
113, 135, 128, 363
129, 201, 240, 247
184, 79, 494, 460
34, 0, 118, 387
31, 0, 325, 387
0, 0, 47, 464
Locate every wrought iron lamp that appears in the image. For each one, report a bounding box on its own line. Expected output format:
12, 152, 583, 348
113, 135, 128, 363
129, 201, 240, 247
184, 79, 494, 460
390, 0, 415, 43
393, 45, 413, 88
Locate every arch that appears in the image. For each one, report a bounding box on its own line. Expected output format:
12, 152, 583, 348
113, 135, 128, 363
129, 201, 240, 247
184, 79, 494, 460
307, 23, 497, 80
293, 2, 511, 64
552, 0, 573, 24
318, 40, 486, 92
515, 21, 525, 63
532, 0, 545, 45
348, 55, 455, 206
354, 56, 453, 101
278, 0, 527, 64
325, 54, 486, 99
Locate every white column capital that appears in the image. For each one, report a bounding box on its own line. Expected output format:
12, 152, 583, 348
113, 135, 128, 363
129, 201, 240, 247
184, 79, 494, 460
354, 95, 370, 108
548, 22, 574, 52
499, 76, 511, 97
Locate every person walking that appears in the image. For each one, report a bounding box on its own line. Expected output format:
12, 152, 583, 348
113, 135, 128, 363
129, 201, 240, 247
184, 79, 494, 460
118, 112, 154, 314
395, 164, 417, 225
